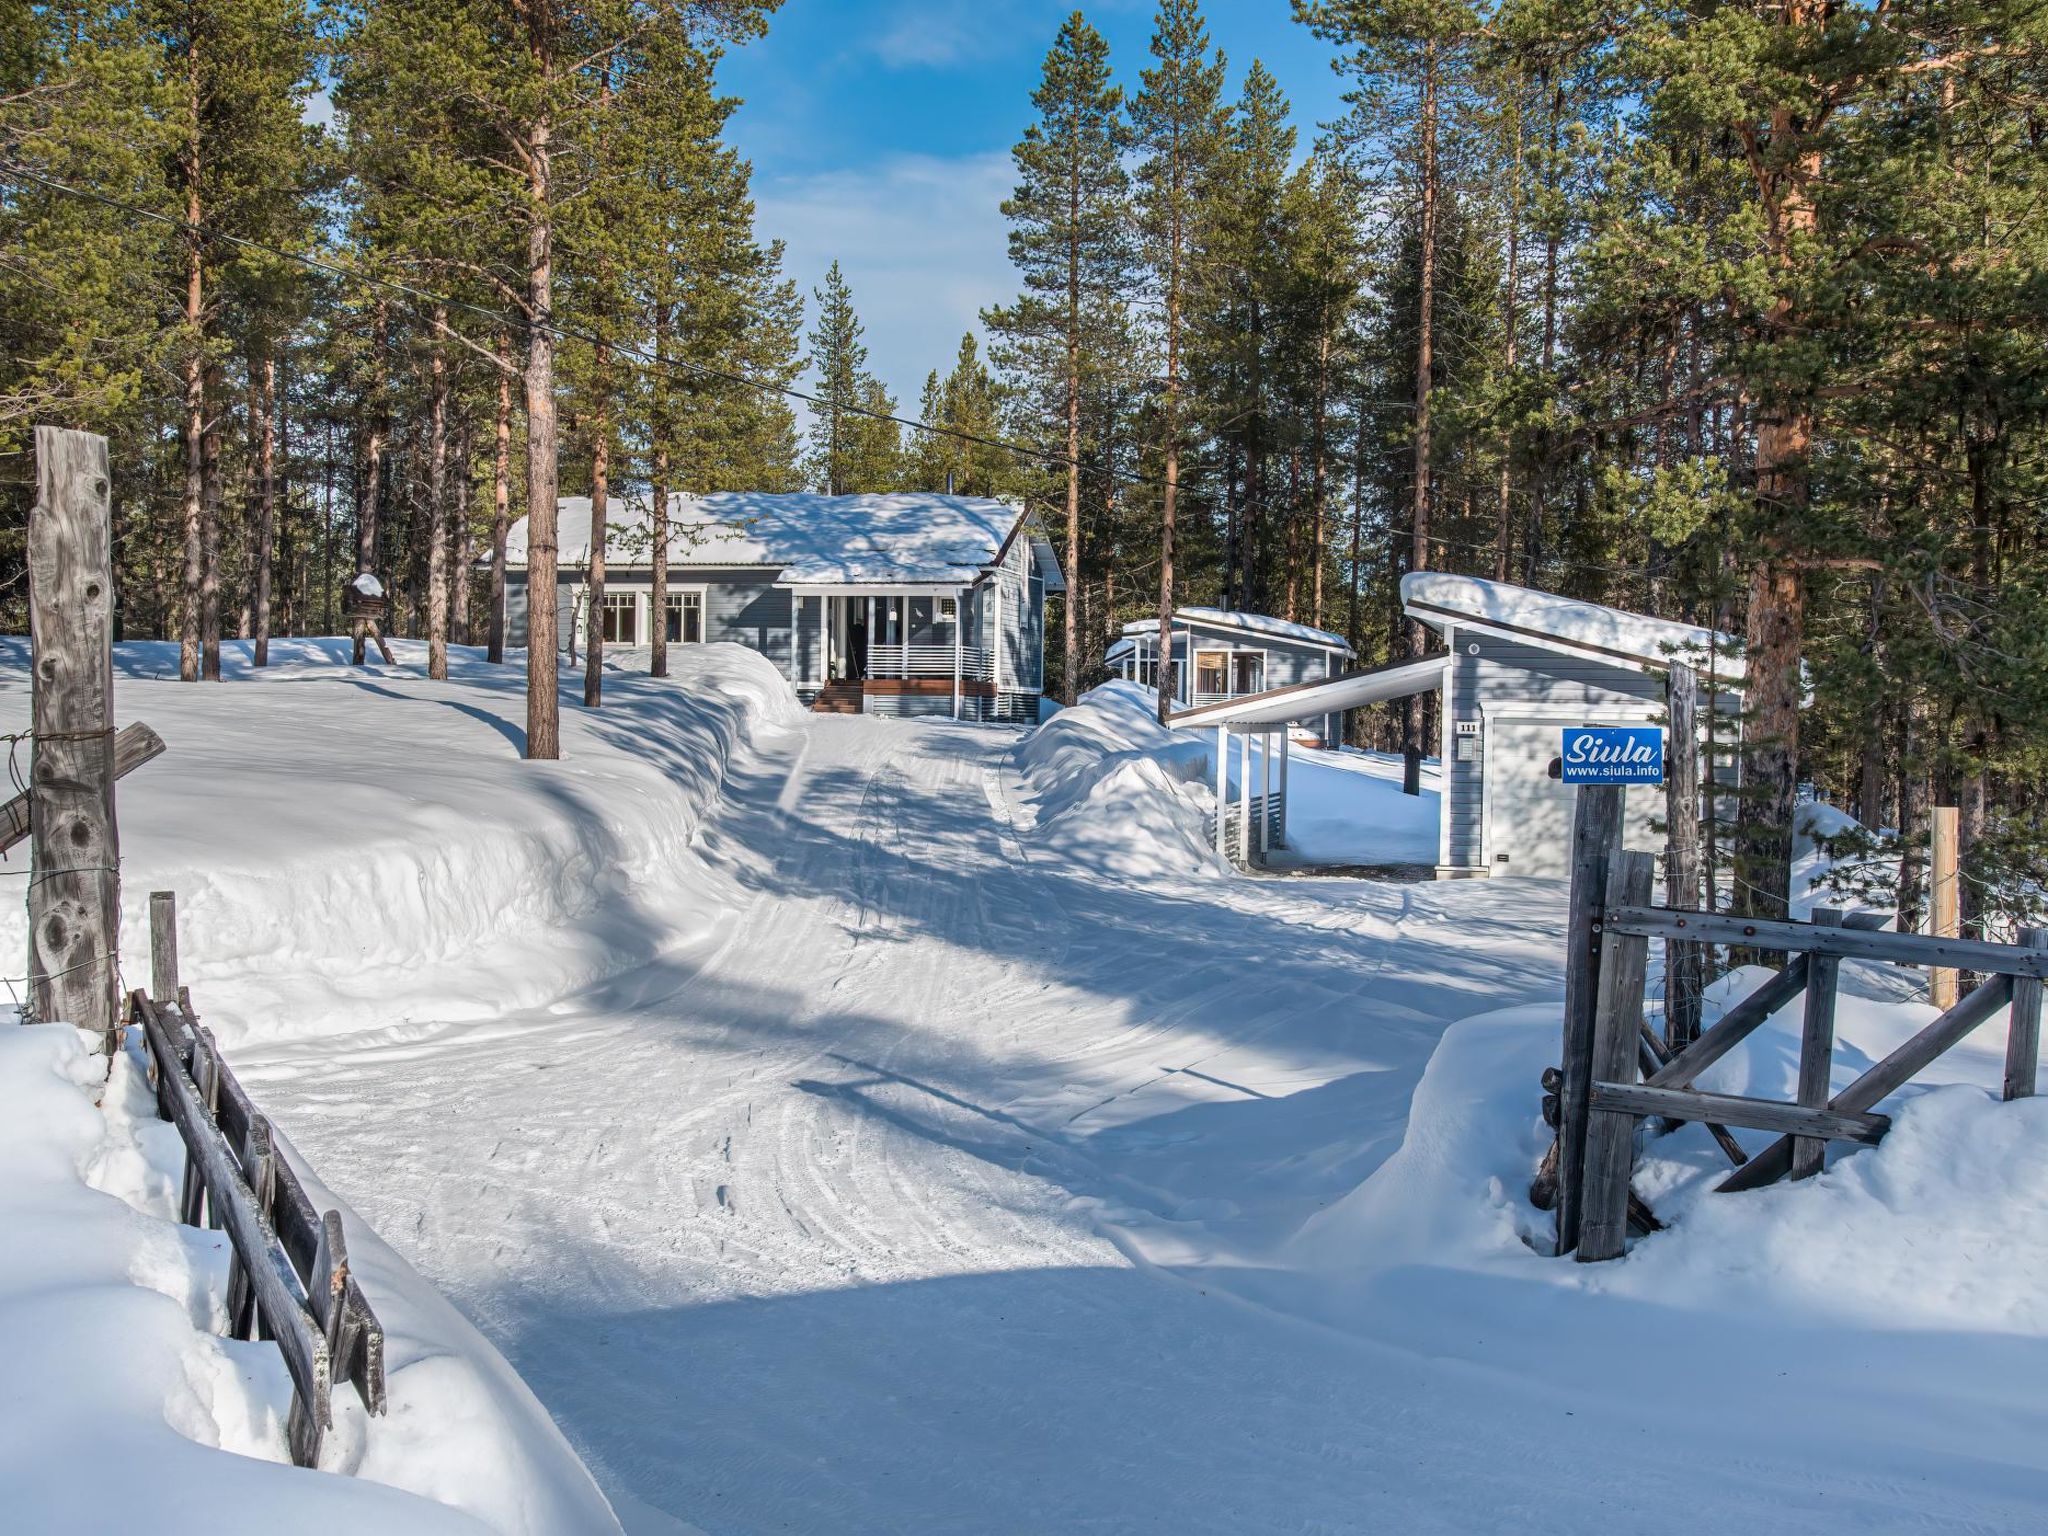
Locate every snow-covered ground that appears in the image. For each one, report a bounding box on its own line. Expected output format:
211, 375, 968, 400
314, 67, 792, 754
3, 649, 2045, 1534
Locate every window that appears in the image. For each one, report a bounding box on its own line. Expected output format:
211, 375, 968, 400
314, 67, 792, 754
1194, 650, 1263, 697
601, 591, 639, 644
666, 590, 703, 644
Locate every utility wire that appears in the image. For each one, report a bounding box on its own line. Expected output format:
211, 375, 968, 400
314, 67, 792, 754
5, 164, 1418, 494
4, 162, 1704, 584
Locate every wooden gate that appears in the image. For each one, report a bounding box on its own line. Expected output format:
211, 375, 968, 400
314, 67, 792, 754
1545, 785, 2048, 1261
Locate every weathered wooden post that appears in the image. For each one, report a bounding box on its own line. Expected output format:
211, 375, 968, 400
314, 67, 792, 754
1791, 907, 1844, 1180
1555, 783, 1625, 1255
150, 890, 180, 1006
2004, 926, 2048, 1101
1930, 805, 1960, 1008
26, 426, 121, 1049
1664, 661, 1705, 1048
1577, 848, 1655, 1262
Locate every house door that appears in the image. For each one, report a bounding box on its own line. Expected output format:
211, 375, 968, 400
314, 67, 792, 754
1483, 718, 1665, 877
849, 603, 868, 679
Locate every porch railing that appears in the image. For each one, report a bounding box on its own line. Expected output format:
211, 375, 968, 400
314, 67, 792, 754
867, 643, 993, 681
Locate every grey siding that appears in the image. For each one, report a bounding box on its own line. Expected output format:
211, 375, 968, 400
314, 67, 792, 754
1174, 620, 1348, 744
1445, 629, 1667, 869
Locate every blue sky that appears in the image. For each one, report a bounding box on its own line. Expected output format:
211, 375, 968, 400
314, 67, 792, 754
716, 1, 1351, 420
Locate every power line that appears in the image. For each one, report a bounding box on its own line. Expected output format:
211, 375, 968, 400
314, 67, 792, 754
4, 162, 1684, 586
5, 164, 1420, 499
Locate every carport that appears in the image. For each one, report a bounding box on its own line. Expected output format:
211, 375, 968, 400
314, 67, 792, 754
1170, 653, 1451, 865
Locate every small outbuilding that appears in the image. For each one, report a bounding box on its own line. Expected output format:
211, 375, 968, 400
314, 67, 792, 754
1105, 607, 1355, 747
1401, 572, 1738, 879
1155, 575, 1737, 877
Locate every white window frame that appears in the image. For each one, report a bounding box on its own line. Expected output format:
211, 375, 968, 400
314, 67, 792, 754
666, 584, 708, 645
600, 589, 640, 645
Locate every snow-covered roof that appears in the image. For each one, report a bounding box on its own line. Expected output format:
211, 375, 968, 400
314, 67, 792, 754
1171, 652, 1450, 729
1401, 572, 1740, 677
506, 492, 1025, 587
1031, 538, 1068, 595
1117, 607, 1354, 653
1104, 636, 1136, 665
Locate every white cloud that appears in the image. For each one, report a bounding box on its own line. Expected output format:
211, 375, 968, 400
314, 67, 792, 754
755, 150, 1018, 423
869, 0, 1038, 69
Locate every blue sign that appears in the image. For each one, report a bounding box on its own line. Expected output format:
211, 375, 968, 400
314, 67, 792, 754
1559, 726, 1664, 785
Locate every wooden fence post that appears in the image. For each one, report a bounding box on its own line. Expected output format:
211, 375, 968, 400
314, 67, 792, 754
2004, 926, 2048, 1101
1931, 806, 1960, 1009
1556, 783, 1625, 1255
1664, 661, 1705, 1049
150, 890, 180, 1005
1578, 849, 1656, 1262
26, 426, 121, 1049
1791, 907, 1844, 1180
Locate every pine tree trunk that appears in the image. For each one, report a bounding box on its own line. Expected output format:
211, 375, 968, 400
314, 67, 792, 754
1311, 329, 1329, 627
180, 157, 205, 685
253, 351, 277, 667
651, 300, 670, 681
452, 421, 474, 648
1732, 90, 1822, 924
1155, 194, 1182, 723
585, 356, 609, 710
523, 112, 561, 759
1062, 169, 1082, 707
358, 305, 387, 581
1495, 90, 1523, 583
651, 444, 670, 680
1897, 698, 1928, 931
1405, 40, 1440, 757
488, 330, 513, 664
426, 312, 450, 681
200, 360, 224, 681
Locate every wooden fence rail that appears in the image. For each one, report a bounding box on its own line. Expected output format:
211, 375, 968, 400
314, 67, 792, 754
135, 893, 387, 1466
1547, 786, 2048, 1262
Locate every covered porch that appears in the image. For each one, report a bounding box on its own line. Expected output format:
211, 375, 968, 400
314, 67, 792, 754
784, 583, 994, 718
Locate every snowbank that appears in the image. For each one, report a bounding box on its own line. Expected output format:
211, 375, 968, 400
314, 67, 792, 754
0, 636, 814, 1534
1279, 955, 2048, 1471
0, 637, 803, 1050
0, 1024, 618, 1533
1014, 681, 1219, 879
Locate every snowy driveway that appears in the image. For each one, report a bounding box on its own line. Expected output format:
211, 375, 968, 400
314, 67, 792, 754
233, 714, 2041, 1535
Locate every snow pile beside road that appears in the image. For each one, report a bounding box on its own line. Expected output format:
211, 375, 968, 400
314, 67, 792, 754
1015, 681, 1219, 879
0, 638, 801, 1049
1282, 959, 2048, 1480
0, 1024, 620, 1534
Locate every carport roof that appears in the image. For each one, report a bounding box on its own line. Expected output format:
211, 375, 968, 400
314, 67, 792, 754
1169, 652, 1450, 730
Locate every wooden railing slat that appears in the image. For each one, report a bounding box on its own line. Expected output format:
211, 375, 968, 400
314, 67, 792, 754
137, 996, 331, 1441
1591, 1082, 1889, 1144
1610, 906, 2048, 978
1719, 975, 2016, 1193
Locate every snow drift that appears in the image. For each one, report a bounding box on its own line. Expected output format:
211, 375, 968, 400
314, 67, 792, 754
1014, 680, 1219, 879
0, 637, 815, 1535
0, 1025, 620, 1534
0, 637, 803, 1050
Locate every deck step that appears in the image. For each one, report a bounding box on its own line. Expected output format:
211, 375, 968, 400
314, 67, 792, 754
811, 681, 864, 715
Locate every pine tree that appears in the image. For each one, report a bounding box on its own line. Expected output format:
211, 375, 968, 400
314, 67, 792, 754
1131, 0, 1226, 717
986, 12, 1133, 704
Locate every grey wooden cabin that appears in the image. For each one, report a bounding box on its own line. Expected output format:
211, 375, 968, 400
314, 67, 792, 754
501, 492, 1062, 722
1104, 607, 1355, 747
